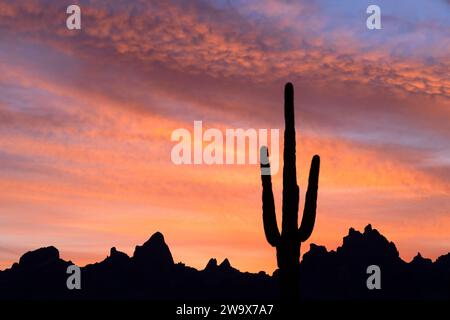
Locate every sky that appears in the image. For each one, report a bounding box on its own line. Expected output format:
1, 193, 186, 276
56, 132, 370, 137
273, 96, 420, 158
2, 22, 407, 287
0, 0, 449, 273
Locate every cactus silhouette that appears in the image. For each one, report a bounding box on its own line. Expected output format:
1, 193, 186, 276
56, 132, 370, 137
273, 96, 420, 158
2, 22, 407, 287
260, 82, 320, 302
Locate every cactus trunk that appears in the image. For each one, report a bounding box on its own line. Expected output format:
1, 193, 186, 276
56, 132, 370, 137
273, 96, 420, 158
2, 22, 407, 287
260, 83, 320, 303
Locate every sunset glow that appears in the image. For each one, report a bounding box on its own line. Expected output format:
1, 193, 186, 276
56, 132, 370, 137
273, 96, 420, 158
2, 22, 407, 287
0, 0, 449, 273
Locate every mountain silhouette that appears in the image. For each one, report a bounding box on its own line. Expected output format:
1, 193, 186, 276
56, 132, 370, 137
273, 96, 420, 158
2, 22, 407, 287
133, 232, 174, 268
0, 225, 449, 300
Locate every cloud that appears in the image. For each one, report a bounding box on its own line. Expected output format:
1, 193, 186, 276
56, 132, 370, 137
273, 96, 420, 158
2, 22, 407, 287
0, 1, 448, 96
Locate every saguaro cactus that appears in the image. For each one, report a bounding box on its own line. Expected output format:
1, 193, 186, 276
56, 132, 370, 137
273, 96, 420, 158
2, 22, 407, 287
260, 82, 320, 302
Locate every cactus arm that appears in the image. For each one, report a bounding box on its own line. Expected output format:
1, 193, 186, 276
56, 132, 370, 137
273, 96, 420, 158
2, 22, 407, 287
260, 146, 281, 247
298, 155, 320, 242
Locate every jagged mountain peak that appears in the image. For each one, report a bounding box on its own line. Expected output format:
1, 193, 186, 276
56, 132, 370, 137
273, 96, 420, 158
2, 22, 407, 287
337, 224, 400, 261
411, 252, 432, 265
142, 231, 165, 247
107, 247, 129, 262
205, 258, 218, 270
1, 228, 450, 299
132, 231, 174, 267
204, 258, 234, 272
364, 224, 373, 233
18, 246, 61, 268
220, 258, 231, 269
